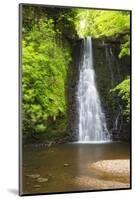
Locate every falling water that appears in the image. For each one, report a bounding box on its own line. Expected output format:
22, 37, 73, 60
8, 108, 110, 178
77, 37, 110, 142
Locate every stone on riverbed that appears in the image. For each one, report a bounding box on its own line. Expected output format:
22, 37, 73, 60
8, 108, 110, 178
33, 185, 41, 188
64, 163, 70, 167
37, 177, 49, 183
26, 174, 40, 179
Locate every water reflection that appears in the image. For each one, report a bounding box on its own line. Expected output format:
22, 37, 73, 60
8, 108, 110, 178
22, 142, 130, 194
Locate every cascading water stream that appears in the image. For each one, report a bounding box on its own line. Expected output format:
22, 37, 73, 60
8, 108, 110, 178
77, 37, 110, 142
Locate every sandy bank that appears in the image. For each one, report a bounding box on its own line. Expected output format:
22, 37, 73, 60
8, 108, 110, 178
74, 159, 130, 190
90, 159, 130, 180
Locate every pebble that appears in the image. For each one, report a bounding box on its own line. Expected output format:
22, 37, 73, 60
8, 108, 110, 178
64, 163, 70, 167
33, 185, 41, 188
26, 174, 40, 179
37, 177, 49, 183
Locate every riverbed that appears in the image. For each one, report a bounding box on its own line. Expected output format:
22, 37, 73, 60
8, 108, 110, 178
22, 142, 130, 195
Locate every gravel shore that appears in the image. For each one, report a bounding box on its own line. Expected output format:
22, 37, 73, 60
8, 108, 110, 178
90, 159, 130, 182
74, 159, 130, 190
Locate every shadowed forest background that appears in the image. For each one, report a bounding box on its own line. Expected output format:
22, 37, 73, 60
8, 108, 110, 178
22, 5, 130, 143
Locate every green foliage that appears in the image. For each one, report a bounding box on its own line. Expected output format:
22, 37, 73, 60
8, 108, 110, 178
22, 6, 78, 40
76, 9, 130, 58
22, 19, 71, 140
111, 78, 130, 117
119, 36, 130, 58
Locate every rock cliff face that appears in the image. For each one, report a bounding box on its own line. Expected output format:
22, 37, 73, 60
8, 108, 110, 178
67, 39, 83, 141
92, 38, 130, 141
67, 38, 130, 141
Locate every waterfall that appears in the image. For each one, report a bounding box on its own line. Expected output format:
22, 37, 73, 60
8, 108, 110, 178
77, 37, 110, 142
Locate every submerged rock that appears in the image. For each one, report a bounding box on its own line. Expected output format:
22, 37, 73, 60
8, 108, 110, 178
37, 177, 49, 183
64, 163, 70, 167
26, 174, 40, 179
33, 185, 41, 188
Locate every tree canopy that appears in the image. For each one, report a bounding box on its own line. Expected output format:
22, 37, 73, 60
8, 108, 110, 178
76, 9, 130, 58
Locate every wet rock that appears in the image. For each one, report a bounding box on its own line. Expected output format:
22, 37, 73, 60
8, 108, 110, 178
64, 163, 70, 167
48, 141, 53, 148
92, 38, 130, 141
67, 39, 82, 140
33, 185, 41, 188
26, 174, 40, 179
37, 177, 49, 183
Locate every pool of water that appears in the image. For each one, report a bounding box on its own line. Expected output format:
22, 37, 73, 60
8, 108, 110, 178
22, 142, 130, 195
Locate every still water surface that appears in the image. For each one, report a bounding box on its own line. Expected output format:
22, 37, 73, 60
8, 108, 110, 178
22, 142, 130, 194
